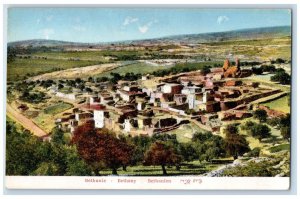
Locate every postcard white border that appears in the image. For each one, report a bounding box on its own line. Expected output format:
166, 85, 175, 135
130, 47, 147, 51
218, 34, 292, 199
5, 176, 290, 190
1, 1, 299, 197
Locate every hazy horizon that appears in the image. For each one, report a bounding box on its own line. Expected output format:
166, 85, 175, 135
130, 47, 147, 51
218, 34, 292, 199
8, 8, 291, 43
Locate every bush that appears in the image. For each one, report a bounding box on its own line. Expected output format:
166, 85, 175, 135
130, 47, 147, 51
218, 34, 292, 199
246, 147, 261, 157
252, 67, 263, 75
248, 123, 271, 141
20, 91, 45, 103
253, 109, 267, 122
261, 65, 276, 73
271, 70, 291, 85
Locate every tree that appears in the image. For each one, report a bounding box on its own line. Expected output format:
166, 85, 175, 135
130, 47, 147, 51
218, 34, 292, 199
178, 143, 197, 162
279, 114, 290, 127
247, 147, 261, 157
75, 78, 82, 84
7, 46, 17, 63
85, 87, 93, 93
280, 126, 290, 140
58, 84, 64, 90
252, 67, 263, 75
32, 162, 59, 176
241, 121, 255, 130
262, 65, 276, 73
77, 84, 85, 91
143, 141, 182, 175
6, 121, 44, 175
224, 124, 239, 134
271, 71, 291, 85
97, 76, 109, 82
72, 122, 135, 175
6, 120, 92, 176
275, 58, 285, 64
51, 127, 66, 145
201, 65, 211, 75
253, 109, 268, 122
224, 125, 250, 159
64, 145, 92, 176
88, 76, 93, 82
249, 124, 271, 141
125, 135, 152, 166
110, 72, 122, 84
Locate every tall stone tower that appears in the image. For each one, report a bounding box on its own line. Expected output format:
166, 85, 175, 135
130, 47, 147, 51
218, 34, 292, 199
223, 59, 231, 71
235, 58, 241, 72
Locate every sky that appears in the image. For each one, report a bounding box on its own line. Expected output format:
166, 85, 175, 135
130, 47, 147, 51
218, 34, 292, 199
7, 8, 291, 43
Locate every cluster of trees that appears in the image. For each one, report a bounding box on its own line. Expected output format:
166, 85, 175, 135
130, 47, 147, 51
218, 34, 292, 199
271, 58, 286, 64
240, 61, 261, 66
253, 109, 268, 122
7, 118, 253, 176
267, 114, 291, 140
252, 109, 290, 141
40, 79, 55, 89
20, 90, 46, 103
6, 120, 92, 176
251, 67, 264, 75
7, 46, 17, 63
152, 63, 214, 77
200, 65, 212, 75
108, 72, 142, 84
261, 65, 276, 73
72, 122, 252, 175
251, 65, 290, 85
242, 121, 271, 141
144, 53, 187, 60
103, 51, 188, 61
270, 68, 291, 85
251, 65, 279, 75
223, 124, 250, 159
71, 122, 135, 175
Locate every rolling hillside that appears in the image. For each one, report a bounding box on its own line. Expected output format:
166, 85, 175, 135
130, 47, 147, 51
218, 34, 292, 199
8, 26, 291, 47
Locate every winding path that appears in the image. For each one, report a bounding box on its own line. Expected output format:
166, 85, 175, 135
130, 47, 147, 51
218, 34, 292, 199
6, 103, 48, 137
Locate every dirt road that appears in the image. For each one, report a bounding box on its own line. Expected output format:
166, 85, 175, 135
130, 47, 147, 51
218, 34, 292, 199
28, 62, 120, 81
6, 104, 48, 137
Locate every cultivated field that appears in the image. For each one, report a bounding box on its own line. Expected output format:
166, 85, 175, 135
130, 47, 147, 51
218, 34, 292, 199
96, 62, 173, 78
28, 62, 121, 81
262, 95, 290, 113
7, 58, 104, 81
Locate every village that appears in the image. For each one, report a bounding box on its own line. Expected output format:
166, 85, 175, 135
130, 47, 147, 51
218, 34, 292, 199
21, 58, 284, 139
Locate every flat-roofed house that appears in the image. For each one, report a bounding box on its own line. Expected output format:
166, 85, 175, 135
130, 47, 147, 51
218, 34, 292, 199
160, 83, 183, 94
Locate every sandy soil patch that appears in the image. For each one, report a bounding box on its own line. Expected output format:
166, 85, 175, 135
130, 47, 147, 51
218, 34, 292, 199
29, 63, 120, 81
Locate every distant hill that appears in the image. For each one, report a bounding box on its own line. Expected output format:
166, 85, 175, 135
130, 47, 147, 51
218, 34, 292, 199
133, 26, 291, 44
8, 26, 291, 48
7, 39, 90, 48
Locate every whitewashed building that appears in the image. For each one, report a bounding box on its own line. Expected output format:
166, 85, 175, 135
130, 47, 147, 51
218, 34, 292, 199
94, 110, 105, 128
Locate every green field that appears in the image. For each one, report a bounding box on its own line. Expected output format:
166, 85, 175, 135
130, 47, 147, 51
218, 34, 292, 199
269, 144, 290, 153
31, 50, 146, 61
206, 37, 291, 46
99, 160, 221, 176
200, 37, 291, 60
167, 123, 204, 143
31, 51, 110, 61
262, 95, 290, 113
7, 58, 103, 81
44, 102, 74, 115
96, 62, 172, 77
